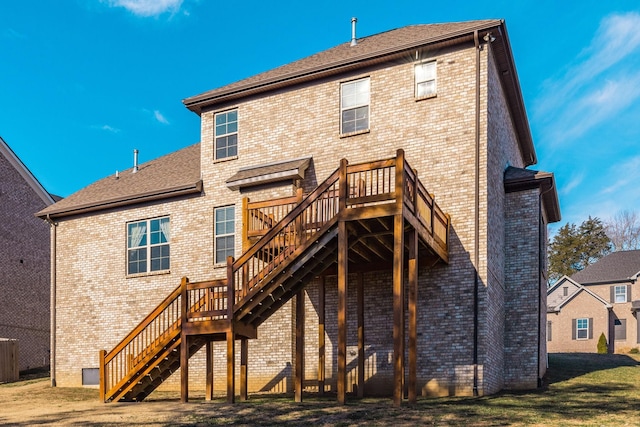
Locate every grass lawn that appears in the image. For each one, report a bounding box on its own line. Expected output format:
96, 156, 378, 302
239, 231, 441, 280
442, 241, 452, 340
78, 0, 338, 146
1, 352, 639, 426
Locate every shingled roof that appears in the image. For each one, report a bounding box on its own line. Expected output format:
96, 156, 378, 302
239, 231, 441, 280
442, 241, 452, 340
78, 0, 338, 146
571, 250, 640, 285
183, 19, 535, 165
37, 143, 202, 219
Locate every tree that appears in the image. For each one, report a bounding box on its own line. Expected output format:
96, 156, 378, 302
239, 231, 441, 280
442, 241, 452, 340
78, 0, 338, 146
605, 210, 640, 251
548, 216, 612, 283
597, 332, 608, 354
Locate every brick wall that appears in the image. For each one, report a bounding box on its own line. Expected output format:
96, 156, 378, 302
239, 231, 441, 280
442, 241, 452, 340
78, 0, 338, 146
53, 39, 542, 396
0, 152, 50, 371
504, 188, 542, 388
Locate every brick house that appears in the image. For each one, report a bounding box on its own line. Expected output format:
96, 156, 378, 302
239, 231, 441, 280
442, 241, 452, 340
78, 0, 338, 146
37, 19, 560, 404
547, 250, 640, 353
1, 136, 55, 372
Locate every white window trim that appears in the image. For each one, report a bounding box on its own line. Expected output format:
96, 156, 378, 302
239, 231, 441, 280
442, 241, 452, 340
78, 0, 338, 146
576, 318, 589, 340
126, 216, 170, 276
340, 77, 370, 136
214, 109, 238, 160
214, 205, 235, 266
415, 60, 437, 99
614, 285, 627, 303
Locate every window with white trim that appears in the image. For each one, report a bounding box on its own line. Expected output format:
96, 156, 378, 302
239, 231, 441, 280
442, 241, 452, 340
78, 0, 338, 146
214, 206, 235, 264
340, 78, 370, 134
215, 110, 238, 160
415, 61, 436, 98
127, 217, 170, 275
576, 318, 589, 340
614, 285, 627, 303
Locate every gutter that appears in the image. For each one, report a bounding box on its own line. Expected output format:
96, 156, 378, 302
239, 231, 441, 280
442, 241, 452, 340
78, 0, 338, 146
44, 214, 57, 387
38, 181, 203, 220
473, 29, 480, 397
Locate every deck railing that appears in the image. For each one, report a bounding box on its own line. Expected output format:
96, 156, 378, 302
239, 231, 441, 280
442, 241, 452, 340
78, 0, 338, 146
230, 150, 449, 310
244, 150, 448, 252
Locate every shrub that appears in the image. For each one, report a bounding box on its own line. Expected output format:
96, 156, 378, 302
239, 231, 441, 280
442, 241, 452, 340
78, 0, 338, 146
597, 333, 608, 354
630, 347, 639, 354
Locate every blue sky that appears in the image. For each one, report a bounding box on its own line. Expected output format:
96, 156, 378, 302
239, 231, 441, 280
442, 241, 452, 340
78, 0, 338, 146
2, 1, 639, 232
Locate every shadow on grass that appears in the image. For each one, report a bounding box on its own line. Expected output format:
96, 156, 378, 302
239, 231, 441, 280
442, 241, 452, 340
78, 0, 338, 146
546, 352, 639, 383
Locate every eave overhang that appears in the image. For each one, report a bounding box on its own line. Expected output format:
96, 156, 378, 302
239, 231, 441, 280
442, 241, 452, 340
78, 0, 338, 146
36, 180, 203, 220
504, 167, 561, 223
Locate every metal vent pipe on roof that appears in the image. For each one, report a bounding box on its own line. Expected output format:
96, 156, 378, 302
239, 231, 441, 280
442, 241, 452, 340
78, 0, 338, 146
350, 17, 358, 46
133, 149, 139, 173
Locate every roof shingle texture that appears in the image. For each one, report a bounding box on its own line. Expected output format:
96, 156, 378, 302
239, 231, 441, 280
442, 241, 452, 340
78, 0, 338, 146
571, 250, 640, 284
184, 20, 502, 107
38, 143, 201, 217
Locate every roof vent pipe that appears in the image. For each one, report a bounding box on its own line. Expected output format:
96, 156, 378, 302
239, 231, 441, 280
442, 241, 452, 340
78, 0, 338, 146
350, 17, 358, 46
133, 149, 139, 173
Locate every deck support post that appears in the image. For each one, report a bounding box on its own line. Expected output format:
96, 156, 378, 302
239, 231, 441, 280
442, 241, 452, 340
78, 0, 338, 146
393, 149, 406, 407
180, 277, 189, 403
408, 228, 418, 404
337, 158, 349, 405
392, 214, 405, 407
240, 338, 248, 401
206, 341, 214, 401
318, 277, 326, 396
295, 290, 305, 402
226, 329, 235, 403
357, 272, 365, 398
227, 257, 235, 404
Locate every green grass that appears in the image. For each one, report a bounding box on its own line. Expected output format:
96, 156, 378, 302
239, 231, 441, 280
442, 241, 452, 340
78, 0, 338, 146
158, 352, 640, 426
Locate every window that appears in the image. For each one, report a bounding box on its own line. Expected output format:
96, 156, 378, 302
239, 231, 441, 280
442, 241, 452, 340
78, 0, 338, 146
614, 285, 627, 303
127, 217, 170, 275
563, 287, 568, 297
215, 206, 235, 264
340, 78, 369, 134
415, 61, 436, 98
547, 321, 552, 341
614, 319, 627, 341
576, 318, 589, 340
215, 110, 238, 160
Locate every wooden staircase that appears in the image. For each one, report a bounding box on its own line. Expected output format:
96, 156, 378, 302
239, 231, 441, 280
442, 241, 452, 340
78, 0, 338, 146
100, 149, 449, 403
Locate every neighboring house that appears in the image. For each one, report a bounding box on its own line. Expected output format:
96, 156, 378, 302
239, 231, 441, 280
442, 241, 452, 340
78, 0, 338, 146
37, 19, 560, 404
548, 250, 640, 353
0, 136, 55, 372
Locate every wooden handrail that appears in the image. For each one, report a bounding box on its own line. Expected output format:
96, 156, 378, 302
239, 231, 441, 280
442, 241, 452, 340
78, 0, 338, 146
233, 167, 341, 269
104, 284, 182, 364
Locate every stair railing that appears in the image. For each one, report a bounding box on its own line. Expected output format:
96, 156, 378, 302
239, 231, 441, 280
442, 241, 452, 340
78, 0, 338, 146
229, 166, 342, 308
100, 284, 183, 402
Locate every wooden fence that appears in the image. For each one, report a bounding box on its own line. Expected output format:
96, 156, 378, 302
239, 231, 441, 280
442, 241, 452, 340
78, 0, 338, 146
0, 339, 19, 383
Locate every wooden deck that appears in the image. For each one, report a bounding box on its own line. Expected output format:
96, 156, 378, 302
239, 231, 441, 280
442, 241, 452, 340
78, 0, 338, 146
99, 149, 449, 406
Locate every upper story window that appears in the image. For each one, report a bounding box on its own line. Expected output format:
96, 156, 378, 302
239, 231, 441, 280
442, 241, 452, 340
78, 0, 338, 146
214, 206, 235, 264
340, 78, 369, 134
415, 61, 436, 98
127, 217, 170, 275
614, 285, 627, 303
215, 110, 238, 160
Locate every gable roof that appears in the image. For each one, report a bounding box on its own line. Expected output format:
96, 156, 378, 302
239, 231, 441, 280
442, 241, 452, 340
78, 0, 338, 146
547, 276, 611, 313
37, 143, 202, 219
571, 250, 640, 285
0, 136, 55, 206
184, 19, 537, 166
504, 166, 561, 223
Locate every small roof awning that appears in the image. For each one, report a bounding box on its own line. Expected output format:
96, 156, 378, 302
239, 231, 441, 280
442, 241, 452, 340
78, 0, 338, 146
226, 157, 311, 190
